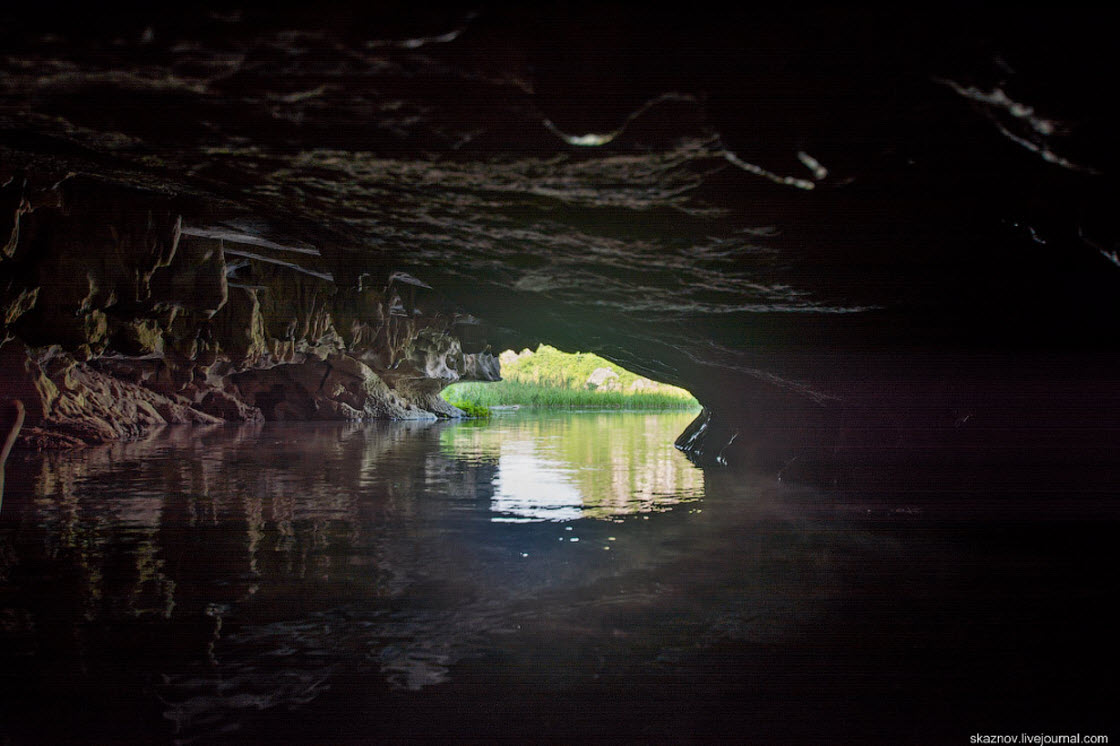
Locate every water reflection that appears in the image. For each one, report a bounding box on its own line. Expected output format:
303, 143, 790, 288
0, 414, 1114, 744
0, 414, 717, 742
488, 439, 584, 522
441, 412, 704, 522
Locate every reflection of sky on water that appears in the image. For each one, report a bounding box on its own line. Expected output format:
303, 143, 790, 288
490, 441, 583, 522
435, 412, 706, 523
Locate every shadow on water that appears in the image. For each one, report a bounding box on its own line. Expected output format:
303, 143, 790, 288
0, 411, 1116, 744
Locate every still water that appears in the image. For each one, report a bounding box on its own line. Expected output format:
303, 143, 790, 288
0, 411, 1115, 744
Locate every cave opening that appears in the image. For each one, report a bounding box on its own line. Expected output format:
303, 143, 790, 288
434, 344, 705, 524
441, 344, 700, 413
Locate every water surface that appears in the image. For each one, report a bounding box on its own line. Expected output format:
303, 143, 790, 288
0, 411, 1114, 744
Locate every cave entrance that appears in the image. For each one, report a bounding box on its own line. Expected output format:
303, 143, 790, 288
437, 344, 704, 523
442, 345, 699, 412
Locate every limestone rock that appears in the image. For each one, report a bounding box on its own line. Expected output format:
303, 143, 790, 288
150, 236, 228, 317
585, 368, 620, 391
0, 340, 56, 427
1, 174, 28, 260
0, 348, 224, 447
461, 352, 500, 383
196, 390, 264, 423
211, 286, 267, 368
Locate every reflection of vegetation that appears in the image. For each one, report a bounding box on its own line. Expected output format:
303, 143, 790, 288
2, 416, 710, 741
444, 345, 700, 410
439, 412, 704, 518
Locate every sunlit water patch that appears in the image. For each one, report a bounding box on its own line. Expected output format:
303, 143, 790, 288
440, 411, 704, 522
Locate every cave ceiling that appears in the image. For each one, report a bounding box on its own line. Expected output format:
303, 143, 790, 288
2, 3, 1118, 466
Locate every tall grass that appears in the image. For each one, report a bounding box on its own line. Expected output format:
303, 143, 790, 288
443, 380, 699, 410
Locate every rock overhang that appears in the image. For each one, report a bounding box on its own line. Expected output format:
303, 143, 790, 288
1, 3, 1118, 487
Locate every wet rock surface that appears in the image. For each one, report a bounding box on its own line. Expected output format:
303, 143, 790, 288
1, 3, 1118, 477
0, 174, 500, 445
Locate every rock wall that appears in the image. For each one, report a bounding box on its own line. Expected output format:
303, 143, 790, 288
0, 176, 499, 447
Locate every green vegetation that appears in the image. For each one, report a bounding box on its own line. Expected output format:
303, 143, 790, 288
445, 400, 491, 418
443, 345, 700, 411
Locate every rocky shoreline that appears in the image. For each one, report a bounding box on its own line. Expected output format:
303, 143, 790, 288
1, 176, 499, 449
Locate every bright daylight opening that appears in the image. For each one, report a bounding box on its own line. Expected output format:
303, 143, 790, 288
438, 345, 703, 524
441, 344, 700, 415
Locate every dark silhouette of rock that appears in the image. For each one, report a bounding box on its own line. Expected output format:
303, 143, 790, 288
0, 4, 1117, 484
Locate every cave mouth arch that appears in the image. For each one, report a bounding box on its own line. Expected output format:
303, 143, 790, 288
0, 0, 1117, 488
